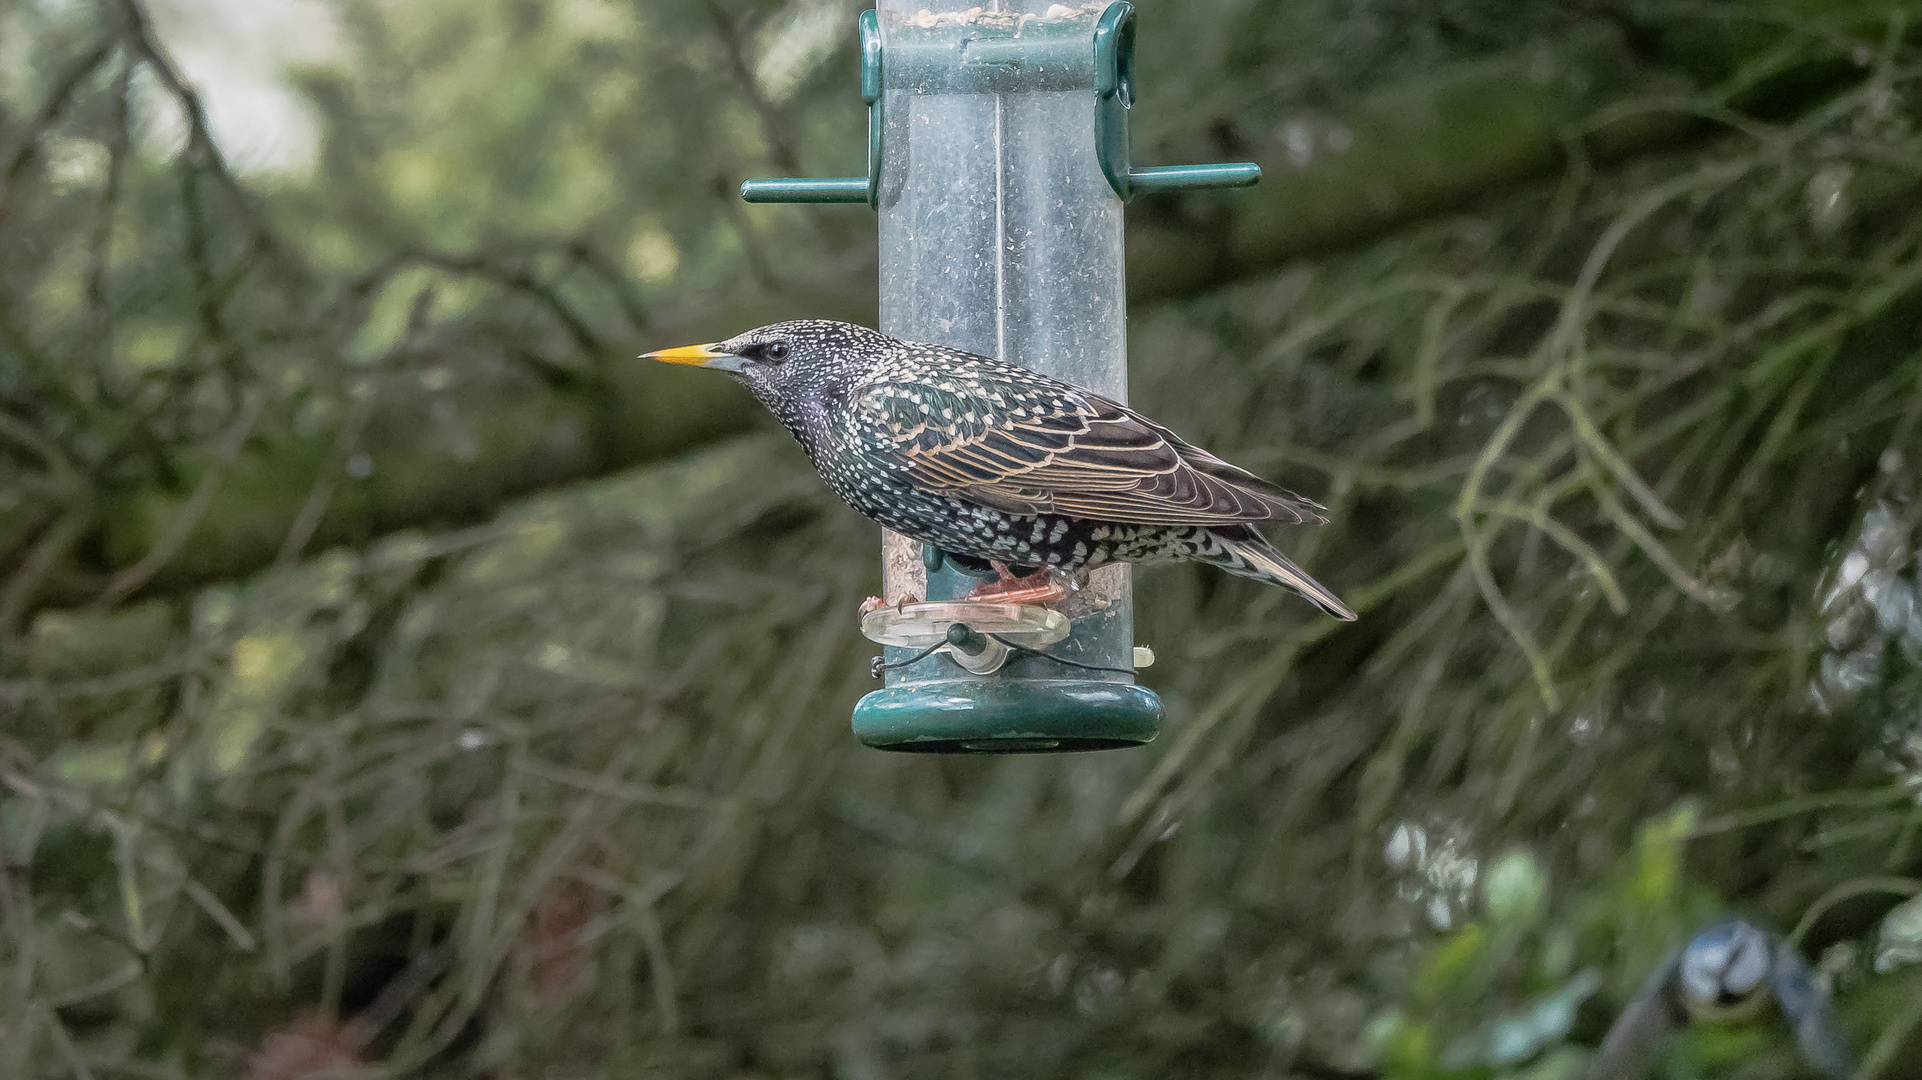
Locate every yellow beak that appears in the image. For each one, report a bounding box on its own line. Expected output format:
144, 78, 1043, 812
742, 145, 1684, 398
641, 342, 747, 372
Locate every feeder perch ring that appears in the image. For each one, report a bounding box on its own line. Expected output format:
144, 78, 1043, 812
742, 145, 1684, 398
861, 601, 1069, 651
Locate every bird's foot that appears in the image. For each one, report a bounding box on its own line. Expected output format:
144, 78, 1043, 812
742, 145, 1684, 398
859, 593, 922, 617
962, 563, 1073, 607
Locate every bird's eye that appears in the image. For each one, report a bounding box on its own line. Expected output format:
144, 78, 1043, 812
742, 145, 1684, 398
763, 341, 790, 363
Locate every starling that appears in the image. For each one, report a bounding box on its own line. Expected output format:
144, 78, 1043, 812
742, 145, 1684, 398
645, 320, 1354, 620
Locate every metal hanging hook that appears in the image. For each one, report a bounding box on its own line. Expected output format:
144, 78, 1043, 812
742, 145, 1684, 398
738, 5, 1259, 207
740, 8, 882, 206
1093, 2, 1262, 201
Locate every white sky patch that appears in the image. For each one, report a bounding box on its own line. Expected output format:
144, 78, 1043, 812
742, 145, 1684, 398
755, 0, 852, 104
140, 0, 342, 174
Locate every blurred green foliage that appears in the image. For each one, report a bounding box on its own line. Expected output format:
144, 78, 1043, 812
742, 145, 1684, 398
8, 0, 1922, 1077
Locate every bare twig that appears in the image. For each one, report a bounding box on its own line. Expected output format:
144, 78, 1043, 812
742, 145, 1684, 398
565, 240, 651, 333
638, 905, 678, 1034
703, 0, 804, 178
0, 34, 118, 230
114, 0, 290, 271
275, 389, 378, 566
96, 389, 266, 607
0, 508, 91, 638
83, 54, 135, 399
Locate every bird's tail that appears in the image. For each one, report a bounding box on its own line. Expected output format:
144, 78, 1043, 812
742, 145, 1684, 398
1202, 531, 1356, 621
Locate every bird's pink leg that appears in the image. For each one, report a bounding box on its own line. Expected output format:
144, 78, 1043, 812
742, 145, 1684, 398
962, 562, 1072, 606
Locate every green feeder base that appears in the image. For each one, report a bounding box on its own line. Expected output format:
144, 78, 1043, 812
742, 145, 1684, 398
852, 678, 1162, 753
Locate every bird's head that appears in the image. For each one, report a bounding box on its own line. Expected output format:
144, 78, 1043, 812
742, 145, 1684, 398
1678, 919, 1774, 1022
643, 320, 887, 413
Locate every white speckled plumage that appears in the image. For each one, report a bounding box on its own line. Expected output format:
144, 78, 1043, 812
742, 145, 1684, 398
648, 319, 1355, 620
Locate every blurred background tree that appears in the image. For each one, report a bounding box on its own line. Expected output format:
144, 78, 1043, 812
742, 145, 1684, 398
5, 0, 1922, 1077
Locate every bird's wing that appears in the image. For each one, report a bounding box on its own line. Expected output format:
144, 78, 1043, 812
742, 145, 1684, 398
852, 372, 1322, 526
1768, 939, 1855, 1080
1583, 954, 1687, 1080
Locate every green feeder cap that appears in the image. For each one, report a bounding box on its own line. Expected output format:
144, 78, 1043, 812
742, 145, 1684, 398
853, 677, 1162, 753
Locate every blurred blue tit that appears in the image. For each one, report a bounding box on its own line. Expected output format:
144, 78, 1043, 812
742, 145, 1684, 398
1584, 919, 1853, 1080
1676, 919, 1774, 1022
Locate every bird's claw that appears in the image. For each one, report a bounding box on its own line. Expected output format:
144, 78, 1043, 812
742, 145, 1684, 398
858, 593, 922, 617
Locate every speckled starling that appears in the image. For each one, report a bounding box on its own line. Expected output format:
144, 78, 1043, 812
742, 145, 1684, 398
645, 320, 1354, 620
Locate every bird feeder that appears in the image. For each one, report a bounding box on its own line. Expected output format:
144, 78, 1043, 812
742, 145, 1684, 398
745, 1, 1258, 753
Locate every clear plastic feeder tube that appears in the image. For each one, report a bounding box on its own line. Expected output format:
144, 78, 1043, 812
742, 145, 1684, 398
853, 0, 1161, 752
